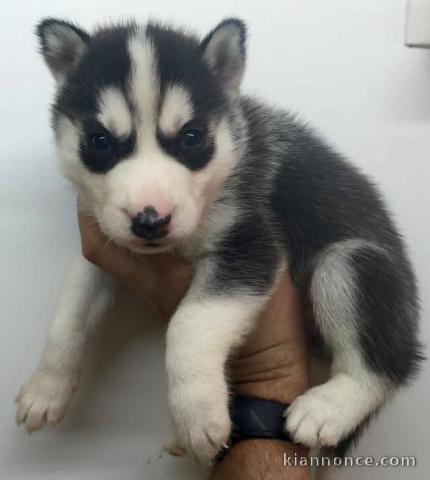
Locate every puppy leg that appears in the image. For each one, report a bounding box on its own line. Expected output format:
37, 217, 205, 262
16, 256, 115, 432
286, 240, 421, 448
286, 370, 386, 449
166, 289, 267, 464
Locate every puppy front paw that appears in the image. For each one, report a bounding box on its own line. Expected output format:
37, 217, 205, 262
169, 384, 231, 464
16, 370, 76, 433
284, 376, 370, 448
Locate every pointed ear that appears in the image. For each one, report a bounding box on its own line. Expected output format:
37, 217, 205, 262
201, 18, 247, 95
36, 18, 90, 82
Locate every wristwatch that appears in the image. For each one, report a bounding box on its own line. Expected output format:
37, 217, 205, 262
215, 394, 291, 462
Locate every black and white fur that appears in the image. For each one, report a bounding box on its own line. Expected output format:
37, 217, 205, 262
16, 17, 422, 464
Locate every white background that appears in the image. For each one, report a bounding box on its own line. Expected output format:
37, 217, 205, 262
0, 1, 429, 479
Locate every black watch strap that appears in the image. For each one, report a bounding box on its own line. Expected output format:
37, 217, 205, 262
215, 394, 291, 463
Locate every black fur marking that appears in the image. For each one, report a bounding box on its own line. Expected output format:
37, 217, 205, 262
50, 23, 137, 172
210, 218, 279, 295
80, 120, 136, 173
157, 121, 215, 171
55, 23, 136, 120
147, 23, 228, 119
351, 245, 423, 384
265, 116, 405, 283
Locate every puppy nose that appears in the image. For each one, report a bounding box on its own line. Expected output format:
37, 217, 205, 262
130, 206, 171, 240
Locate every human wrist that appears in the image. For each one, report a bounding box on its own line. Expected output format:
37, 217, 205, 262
210, 439, 309, 480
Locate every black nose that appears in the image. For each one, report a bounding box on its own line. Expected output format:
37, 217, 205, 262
130, 206, 171, 240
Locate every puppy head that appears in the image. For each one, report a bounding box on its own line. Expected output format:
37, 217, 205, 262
37, 18, 247, 252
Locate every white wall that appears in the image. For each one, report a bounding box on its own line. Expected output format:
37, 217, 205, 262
0, 1, 429, 478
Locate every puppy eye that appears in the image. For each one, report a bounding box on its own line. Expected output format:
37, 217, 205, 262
180, 127, 204, 149
87, 132, 113, 153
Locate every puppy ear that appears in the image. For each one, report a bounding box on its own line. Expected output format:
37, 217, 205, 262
36, 18, 90, 82
201, 18, 246, 95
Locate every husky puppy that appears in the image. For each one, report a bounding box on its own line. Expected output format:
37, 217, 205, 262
16, 17, 422, 463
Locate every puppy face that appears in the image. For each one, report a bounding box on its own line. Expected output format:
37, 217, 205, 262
37, 19, 246, 252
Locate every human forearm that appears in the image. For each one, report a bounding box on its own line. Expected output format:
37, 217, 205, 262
210, 440, 309, 480
211, 277, 310, 479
